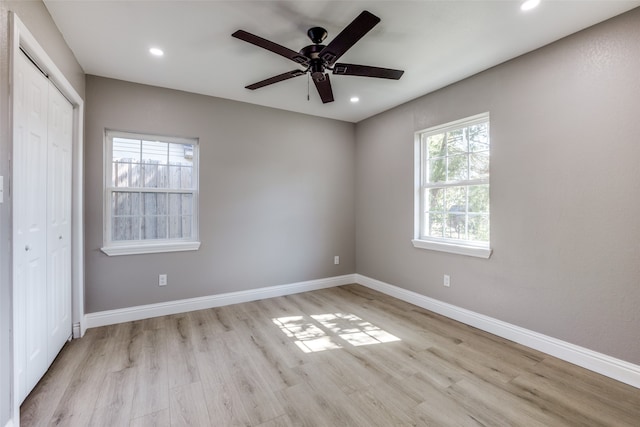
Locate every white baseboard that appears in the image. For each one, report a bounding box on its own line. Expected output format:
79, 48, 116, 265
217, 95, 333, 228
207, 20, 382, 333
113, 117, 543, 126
4, 418, 14, 427
356, 274, 640, 389
85, 274, 356, 329
81, 272, 639, 389
72, 322, 82, 339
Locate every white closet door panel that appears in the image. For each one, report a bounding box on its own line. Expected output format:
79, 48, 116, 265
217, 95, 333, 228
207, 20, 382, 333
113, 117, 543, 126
14, 52, 49, 401
13, 49, 27, 402
25, 259, 47, 390
47, 83, 73, 363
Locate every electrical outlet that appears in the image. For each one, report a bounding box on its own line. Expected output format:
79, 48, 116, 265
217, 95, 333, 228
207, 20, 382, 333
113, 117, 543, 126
443, 274, 450, 287
334, 256, 340, 265
159, 274, 168, 286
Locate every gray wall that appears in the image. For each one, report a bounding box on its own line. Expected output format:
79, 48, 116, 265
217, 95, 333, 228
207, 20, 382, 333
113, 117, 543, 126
355, 8, 640, 365
84, 76, 356, 313
2, 8, 638, 426
0, 1, 84, 424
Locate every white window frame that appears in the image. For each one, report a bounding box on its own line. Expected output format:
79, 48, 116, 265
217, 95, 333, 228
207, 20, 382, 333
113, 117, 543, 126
413, 113, 492, 259
101, 129, 201, 256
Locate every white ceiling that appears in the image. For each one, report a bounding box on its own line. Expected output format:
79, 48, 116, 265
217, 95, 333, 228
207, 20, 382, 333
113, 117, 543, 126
44, 0, 639, 123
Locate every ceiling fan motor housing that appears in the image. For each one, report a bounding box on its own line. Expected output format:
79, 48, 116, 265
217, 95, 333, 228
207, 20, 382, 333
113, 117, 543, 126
299, 44, 328, 81
299, 44, 325, 59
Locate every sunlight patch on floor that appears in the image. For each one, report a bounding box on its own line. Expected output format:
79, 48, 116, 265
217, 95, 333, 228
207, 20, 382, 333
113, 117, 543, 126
273, 313, 400, 353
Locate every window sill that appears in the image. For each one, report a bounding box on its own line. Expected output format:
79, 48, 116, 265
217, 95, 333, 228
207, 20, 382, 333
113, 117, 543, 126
101, 241, 201, 256
412, 239, 492, 259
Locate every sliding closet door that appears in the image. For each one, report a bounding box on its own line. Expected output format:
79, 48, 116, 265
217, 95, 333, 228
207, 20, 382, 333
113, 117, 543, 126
46, 81, 73, 364
13, 51, 49, 401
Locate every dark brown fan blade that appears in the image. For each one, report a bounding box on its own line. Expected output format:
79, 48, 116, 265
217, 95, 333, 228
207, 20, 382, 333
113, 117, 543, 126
232, 30, 309, 66
313, 73, 334, 103
333, 63, 404, 80
245, 69, 306, 90
319, 10, 380, 66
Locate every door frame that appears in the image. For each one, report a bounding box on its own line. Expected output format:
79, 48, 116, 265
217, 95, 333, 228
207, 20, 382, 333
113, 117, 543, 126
10, 12, 85, 425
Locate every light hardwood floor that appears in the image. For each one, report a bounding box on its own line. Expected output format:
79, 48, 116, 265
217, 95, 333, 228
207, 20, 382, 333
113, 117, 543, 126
21, 284, 640, 426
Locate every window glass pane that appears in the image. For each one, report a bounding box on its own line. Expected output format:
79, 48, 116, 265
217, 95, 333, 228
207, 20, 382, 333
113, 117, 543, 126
428, 213, 445, 238
142, 140, 168, 164
469, 152, 489, 180
426, 134, 445, 159
113, 159, 142, 187
158, 193, 168, 215
446, 213, 466, 239
141, 162, 168, 188
165, 194, 193, 238
169, 216, 184, 239
468, 185, 489, 213
181, 166, 193, 189
112, 217, 140, 241
468, 123, 489, 152
169, 165, 193, 189
180, 194, 193, 215
142, 193, 166, 215
446, 129, 467, 155
168, 193, 182, 216
444, 186, 466, 211
112, 192, 140, 216
142, 215, 168, 240
428, 188, 444, 212
141, 191, 169, 240
428, 158, 446, 183
169, 143, 194, 165
113, 162, 125, 187
181, 216, 193, 238
113, 138, 141, 162
447, 155, 468, 181
468, 214, 490, 243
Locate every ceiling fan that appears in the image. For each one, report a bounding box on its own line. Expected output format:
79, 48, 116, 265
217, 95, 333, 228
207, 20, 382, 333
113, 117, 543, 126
232, 10, 404, 104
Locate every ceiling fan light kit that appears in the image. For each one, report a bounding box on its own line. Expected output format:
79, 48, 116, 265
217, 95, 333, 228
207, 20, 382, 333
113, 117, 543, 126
232, 10, 404, 104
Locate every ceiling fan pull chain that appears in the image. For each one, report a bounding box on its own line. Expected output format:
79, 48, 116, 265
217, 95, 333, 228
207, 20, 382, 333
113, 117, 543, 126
307, 72, 310, 101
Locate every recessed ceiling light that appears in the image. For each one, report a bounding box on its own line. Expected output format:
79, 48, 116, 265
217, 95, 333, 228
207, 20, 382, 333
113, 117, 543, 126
149, 47, 164, 57
350, 96, 360, 103
521, 0, 540, 11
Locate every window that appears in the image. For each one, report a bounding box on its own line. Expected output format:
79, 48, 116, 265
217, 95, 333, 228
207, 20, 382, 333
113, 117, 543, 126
413, 113, 492, 258
102, 130, 200, 256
